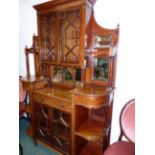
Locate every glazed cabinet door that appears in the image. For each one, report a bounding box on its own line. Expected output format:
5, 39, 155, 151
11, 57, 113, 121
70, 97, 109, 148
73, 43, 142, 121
59, 8, 81, 65
35, 103, 51, 144
51, 109, 71, 155
39, 13, 57, 63
34, 102, 72, 154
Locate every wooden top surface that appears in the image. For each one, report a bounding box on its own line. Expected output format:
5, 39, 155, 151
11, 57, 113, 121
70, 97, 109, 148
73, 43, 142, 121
33, 85, 114, 100
71, 85, 115, 97
33, 87, 72, 100
33, 0, 97, 11
21, 76, 45, 83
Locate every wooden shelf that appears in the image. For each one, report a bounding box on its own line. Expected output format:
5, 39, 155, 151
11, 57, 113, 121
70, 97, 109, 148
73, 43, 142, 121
75, 102, 107, 109
80, 142, 102, 155
75, 117, 105, 143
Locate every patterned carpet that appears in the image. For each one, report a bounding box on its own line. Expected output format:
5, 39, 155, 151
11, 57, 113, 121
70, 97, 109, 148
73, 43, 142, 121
19, 118, 58, 155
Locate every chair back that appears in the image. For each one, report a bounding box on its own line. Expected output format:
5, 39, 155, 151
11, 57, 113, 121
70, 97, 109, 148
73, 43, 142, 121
120, 99, 135, 143
19, 78, 26, 103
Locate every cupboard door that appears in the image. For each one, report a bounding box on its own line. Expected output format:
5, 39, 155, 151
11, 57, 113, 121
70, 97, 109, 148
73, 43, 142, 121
40, 13, 57, 62
52, 109, 71, 155
35, 103, 51, 143
60, 9, 80, 64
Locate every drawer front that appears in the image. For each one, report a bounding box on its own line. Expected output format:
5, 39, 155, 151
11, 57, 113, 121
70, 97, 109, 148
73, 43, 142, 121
33, 81, 48, 89
22, 82, 33, 90
22, 81, 47, 91
74, 94, 109, 107
33, 93, 72, 112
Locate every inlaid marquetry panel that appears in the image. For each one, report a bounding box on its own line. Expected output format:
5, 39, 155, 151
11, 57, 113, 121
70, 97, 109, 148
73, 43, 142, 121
60, 9, 80, 64
40, 13, 57, 62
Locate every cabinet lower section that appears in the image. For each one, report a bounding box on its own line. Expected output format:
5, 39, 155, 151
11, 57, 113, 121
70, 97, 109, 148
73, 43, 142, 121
34, 102, 71, 155
32, 87, 114, 155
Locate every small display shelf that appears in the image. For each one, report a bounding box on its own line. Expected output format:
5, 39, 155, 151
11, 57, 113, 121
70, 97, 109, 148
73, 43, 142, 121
75, 117, 105, 143
80, 142, 102, 155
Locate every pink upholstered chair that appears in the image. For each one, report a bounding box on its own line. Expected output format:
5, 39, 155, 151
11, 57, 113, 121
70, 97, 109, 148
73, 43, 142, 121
103, 99, 135, 155
19, 76, 28, 155
19, 76, 28, 118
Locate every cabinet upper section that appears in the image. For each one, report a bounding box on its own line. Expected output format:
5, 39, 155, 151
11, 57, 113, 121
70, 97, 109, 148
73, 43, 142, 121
33, 0, 96, 68
85, 13, 119, 56
33, 0, 97, 12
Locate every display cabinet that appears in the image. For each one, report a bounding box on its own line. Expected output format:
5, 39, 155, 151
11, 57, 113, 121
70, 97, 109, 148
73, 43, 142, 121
34, 0, 97, 68
21, 0, 119, 155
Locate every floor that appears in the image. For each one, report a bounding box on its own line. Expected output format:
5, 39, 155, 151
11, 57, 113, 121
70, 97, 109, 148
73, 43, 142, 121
19, 118, 58, 155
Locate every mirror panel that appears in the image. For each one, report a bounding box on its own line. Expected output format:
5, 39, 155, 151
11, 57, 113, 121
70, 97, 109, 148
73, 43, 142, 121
93, 57, 109, 82
51, 66, 81, 84
94, 35, 112, 48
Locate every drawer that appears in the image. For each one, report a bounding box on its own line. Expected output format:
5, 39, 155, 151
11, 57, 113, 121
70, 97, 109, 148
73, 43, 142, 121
23, 81, 47, 91
23, 82, 33, 90
33, 81, 48, 89
33, 93, 72, 112
74, 94, 108, 108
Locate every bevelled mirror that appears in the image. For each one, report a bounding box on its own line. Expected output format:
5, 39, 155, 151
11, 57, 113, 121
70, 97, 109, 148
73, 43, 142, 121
94, 35, 112, 49
51, 66, 82, 87
93, 57, 109, 82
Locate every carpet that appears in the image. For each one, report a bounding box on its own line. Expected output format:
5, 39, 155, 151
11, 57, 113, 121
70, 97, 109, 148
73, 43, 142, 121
19, 118, 58, 155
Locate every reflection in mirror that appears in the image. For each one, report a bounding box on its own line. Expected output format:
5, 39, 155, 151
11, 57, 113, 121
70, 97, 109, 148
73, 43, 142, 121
93, 58, 109, 81
63, 68, 73, 84
76, 69, 81, 82
51, 66, 82, 84
52, 67, 63, 83
94, 35, 112, 48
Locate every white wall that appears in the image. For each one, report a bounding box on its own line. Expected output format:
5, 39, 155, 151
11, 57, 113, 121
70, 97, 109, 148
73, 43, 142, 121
19, 0, 49, 76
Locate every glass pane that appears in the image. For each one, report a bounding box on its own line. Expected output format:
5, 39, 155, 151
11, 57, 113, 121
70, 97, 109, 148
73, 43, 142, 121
60, 9, 80, 63
40, 13, 57, 61
51, 66, 81, 84
52, 67, 63, 83
63, 68, 73, 85
94, 35, 112, 48
93, 58, 109, 81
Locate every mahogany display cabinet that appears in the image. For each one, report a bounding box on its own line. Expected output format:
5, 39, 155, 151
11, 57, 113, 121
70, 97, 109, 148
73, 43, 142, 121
21, 0, 119, 155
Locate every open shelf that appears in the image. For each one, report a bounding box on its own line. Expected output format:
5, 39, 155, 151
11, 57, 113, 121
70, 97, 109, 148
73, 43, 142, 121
75, 102, 107, 109
80, 142, 102, 155
75, 117, 105, 143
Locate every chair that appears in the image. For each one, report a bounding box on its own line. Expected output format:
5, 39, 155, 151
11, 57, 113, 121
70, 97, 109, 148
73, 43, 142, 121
19, 76, 29, 119
19, 76, 28, 155
103, 99, 135, 155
